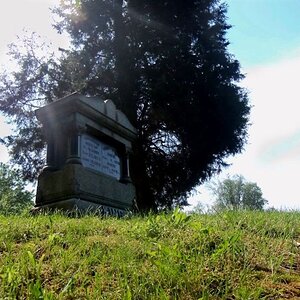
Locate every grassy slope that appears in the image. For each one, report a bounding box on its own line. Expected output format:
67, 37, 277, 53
1, 210, 300, 299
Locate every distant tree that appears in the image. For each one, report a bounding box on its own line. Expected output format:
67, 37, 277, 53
0, 0, 250, 211
0, 163, 33, 214
210, 175, 267, 211
192, 202, 207, 214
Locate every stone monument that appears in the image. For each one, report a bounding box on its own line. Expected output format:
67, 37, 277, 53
34, 93, 137, 216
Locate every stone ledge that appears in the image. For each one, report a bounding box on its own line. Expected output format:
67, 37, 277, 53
33, 198, 130, 217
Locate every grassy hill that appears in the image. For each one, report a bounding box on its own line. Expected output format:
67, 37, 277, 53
1, 210, 300, 299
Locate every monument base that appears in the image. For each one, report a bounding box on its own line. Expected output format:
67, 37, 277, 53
35, 164, 135, 216
33, 198, 128, 217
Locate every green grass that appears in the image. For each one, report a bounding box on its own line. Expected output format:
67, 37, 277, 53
1, 209, 300, 299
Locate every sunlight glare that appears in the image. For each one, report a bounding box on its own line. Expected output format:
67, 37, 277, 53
0, 0, 67, 63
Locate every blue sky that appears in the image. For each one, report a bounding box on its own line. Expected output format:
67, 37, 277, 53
227, 0, 300, 68
0, 0, 300, 209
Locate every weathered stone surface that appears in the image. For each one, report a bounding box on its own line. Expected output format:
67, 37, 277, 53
36, 164, 135, 210
35, 94, 137, 215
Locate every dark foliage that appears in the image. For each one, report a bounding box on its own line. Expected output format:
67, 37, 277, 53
0, 0, 250, 210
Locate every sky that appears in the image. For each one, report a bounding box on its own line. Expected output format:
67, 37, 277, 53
0, 0, 300, 209
0, 0, 67, 162
191, 0, 300, 210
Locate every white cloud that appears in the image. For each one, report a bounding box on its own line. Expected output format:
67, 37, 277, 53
0, 0, 68, 63
243, 53, 300, 163
241, 54, 300, 209
190, 51, 300, 210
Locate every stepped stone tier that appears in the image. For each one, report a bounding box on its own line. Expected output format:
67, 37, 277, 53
34, 93, 137, 216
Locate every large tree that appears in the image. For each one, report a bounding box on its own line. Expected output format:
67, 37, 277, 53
0, 0, 250, 210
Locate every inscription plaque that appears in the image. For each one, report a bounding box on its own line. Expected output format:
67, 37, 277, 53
81, 134, 121, 180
